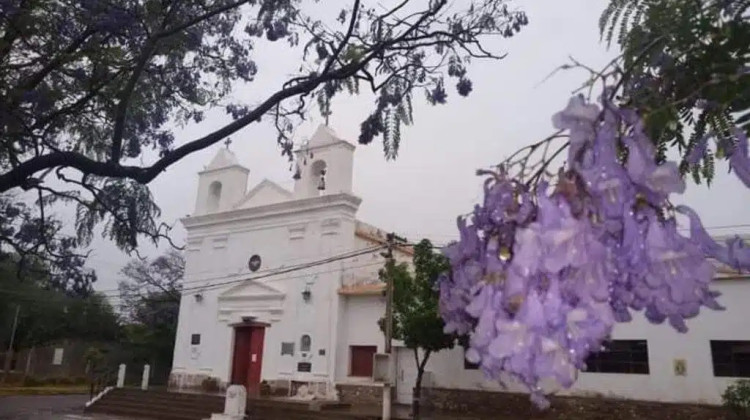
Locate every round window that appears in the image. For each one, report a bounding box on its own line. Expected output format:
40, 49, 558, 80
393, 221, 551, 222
248, 254, 261, 272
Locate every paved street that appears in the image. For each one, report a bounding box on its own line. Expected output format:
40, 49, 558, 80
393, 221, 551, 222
0, 394, 89, 419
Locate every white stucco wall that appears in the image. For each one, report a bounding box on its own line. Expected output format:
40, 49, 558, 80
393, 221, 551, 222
400, 279, 750, 405
335, 295, 386, 383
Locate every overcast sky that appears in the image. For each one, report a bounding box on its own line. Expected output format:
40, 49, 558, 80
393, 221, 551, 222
85, 0, 750, 292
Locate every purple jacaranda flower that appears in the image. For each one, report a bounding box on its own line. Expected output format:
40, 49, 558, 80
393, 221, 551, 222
624, 215, 719, 332
729, 128, 750, 189
552, 95, 599, 146
625, 135, 686, 202
444, 217, 481, 264
686, 136, 709, 165
677, 205, 750, 271
577, 122, 635, 219
440, 94, 743, 410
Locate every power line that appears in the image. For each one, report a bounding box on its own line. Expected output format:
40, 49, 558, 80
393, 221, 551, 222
0, 258, 388, 306
177, 246, 386, 296
90, 245, 385, 296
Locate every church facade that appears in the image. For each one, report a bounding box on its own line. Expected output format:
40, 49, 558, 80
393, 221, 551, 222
169, 125, 409, 398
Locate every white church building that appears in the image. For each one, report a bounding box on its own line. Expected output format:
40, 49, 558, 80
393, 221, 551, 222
170, 124, 750, 407
169, 125, 413, 399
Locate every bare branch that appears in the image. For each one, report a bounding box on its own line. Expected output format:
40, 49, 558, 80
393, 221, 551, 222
155, 0, 251, 39
322, 0, 361, 75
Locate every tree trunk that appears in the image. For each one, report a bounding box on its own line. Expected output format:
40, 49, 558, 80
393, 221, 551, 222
412, 349, 431, 420
413, 369, 423, 419
23, 346, 34, 381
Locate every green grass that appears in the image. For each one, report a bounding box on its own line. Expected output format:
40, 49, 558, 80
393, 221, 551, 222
0, 385, 89, 396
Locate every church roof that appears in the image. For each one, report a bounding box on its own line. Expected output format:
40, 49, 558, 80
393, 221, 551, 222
205, 147, 243, 171
355, 220, 413, 256
234, 179, 293, 209
306, 124, 355, 149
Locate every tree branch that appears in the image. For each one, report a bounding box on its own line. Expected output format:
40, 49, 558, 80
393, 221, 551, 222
0, 0, 451, 193
322, 0, 361, 75
155, 0, 251, 39
110, 39, 157, 162
18, 28, 97, 92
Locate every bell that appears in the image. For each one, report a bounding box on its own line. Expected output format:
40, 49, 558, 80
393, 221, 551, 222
317, 175, 326, 191
317, 168, 326, 190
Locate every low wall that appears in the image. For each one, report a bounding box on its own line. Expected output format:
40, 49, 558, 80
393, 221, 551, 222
335, 383, 383, 405
425, 387, 727, 419
168, 371, 226, 392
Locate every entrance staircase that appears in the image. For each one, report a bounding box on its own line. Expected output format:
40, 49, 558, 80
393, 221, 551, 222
85, 388, 381, 419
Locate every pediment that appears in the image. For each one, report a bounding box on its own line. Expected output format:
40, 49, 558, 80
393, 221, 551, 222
234, 179, 292, 209
219, 279, 285, 301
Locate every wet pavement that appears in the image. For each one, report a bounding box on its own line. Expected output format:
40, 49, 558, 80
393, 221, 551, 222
0, 394, 89, 419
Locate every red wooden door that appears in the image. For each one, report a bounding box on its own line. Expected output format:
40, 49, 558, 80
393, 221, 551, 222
231, 328, 252, 386
350, 345, 377, 377
247, 326, 265, 395
231, 325, 266, 395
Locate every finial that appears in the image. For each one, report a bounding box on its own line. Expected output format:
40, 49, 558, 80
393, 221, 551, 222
224, 137, 232, 149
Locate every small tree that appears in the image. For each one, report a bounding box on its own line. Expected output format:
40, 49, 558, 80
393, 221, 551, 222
379, 239, 454, 417
118, 250, 184, 384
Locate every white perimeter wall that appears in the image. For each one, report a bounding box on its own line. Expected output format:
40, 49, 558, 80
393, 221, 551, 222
406, 280, 750, 405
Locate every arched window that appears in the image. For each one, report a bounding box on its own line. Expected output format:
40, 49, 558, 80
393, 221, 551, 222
207, 181, 222, 212
300, 334, 312, 353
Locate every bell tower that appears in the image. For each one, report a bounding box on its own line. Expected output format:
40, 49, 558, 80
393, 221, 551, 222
293, 125, 355, 199
194, 145, 249, 215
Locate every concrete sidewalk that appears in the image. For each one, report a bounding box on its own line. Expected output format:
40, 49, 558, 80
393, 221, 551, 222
324, 403, 501, 419
0, 394, 88, 420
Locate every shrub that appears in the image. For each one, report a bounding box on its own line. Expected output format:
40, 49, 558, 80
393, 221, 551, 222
22, 376, 43, 387
259, 380, 271, 397
55, 377, 74, 385
723, 379, 750, 419
201, 377, 220, 393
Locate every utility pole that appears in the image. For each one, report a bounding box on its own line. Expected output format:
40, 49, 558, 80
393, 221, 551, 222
382, 232, 406, 420
2, 304, 20, 383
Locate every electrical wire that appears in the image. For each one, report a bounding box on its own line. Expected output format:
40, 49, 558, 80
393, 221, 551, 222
0, 253, 388, 306
88, 244, 386, 297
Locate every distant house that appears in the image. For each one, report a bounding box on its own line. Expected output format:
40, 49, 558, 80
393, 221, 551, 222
2, 340, 97, 380
417, 254, 750, 406
170, 124, 750, 406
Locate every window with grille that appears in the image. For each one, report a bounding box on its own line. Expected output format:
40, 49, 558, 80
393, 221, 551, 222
585, 340, 649, 374
191, 334, 201, 345
281, 342, 295, 356
711, 340, 750, 377
300, 335, 312, 352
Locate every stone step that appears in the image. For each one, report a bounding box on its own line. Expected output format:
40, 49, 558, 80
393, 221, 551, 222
103, 394, 224, 411
87, 404, 200, 420
87, 388, 380, 420
88, 399, 216, 419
